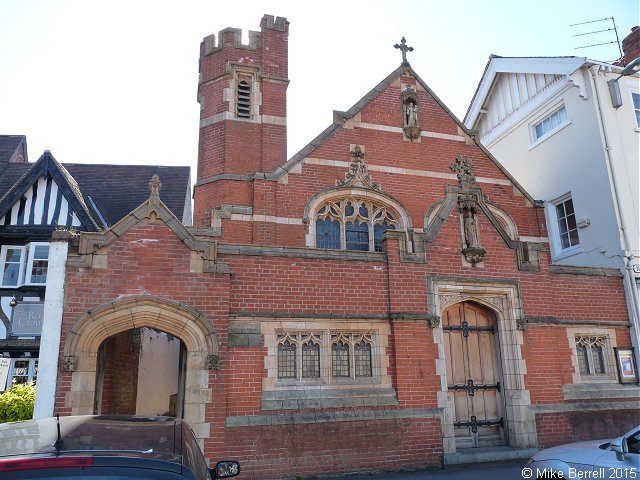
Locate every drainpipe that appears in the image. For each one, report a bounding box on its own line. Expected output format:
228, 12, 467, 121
589, 64, 640, 373
33, 231, 71, 419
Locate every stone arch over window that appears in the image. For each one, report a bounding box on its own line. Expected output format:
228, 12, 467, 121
62, 295, 218, 442
305, 189, 412, 252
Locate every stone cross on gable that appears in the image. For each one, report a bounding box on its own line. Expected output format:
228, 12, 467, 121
394, 37, 414, 64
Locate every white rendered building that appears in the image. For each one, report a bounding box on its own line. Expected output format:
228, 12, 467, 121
464, 33, 640, 370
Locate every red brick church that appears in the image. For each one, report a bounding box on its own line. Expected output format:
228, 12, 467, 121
52, 15, 638, 478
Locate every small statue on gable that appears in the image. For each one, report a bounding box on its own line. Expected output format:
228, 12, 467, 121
400, 86, 421, 140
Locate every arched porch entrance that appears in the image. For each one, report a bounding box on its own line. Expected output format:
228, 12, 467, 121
94, 328, 186, 417
62, 296, 218, 438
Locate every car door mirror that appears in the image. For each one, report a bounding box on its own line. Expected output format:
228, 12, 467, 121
610, 436, 628, 460
211, 460, 240, 478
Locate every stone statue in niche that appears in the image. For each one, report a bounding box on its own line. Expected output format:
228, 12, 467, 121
400, 86, 421, 140
462, 205, 480, 248
406, 102, 418, 127
459, 198, 486, 266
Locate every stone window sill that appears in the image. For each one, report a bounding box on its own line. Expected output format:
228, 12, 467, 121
563, 382, 640, 400
261, 387, 398, 410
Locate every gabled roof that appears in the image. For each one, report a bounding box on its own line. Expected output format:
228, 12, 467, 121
463, 55, 627, 128
63, 164, 191, 227
0, 135, 27, 164
0, 152, 191, 231
274, 62, 538, 206
0, 151, 100, 231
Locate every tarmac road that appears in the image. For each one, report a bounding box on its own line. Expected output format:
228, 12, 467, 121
324, 460, 529, 480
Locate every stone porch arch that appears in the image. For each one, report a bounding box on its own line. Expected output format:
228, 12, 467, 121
62, 295, 218, 441
427, 277, 537, 454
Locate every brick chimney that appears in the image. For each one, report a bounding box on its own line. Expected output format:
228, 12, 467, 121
620, 26, 640, 66
193, 15, 289, 227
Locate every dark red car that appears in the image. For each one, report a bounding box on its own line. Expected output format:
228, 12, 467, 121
0, 415, 240, 480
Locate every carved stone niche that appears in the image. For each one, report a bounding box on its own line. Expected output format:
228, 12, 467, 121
459, 197, 486, 266
401, 86, 421, 140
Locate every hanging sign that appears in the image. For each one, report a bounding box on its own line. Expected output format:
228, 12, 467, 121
11, 302, 44, 336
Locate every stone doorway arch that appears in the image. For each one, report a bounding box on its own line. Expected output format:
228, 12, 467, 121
62, 295, 218, 441
442, 301, 505, 449
427, 277, 537, 454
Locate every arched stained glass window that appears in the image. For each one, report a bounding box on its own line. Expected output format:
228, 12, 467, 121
314, 197, 400, 252
345, 221, 369, 251
316, 218, 340, 249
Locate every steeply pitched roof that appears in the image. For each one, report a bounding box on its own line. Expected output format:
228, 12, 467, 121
0, 151, 100, 231
0, 153, 191, 230
64, 163, 191, 227
272, 62, 538, 206
0, 135, 27, 164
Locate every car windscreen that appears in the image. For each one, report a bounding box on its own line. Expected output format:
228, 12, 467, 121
0, 416, 179, 456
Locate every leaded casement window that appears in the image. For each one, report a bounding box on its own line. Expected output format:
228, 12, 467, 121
277, 333, 322, 380
331, 339, 350, 378
315, 198, 399, 252
0, 243, 49, 287
301, 340, 320, 378
354, 340, 373, 377
566, 328, 618, 385
277, 339, 297, 378
276, 331, 376, 383
533, 105, 568, 141
331, 333, 374, 379
575, 336, 608, 377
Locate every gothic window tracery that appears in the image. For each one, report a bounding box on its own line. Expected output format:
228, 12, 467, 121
276, 331, 375, 382
575, 335, 608, 376
315, 198, 399, 252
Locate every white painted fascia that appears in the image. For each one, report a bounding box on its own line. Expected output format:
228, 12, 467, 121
480, 78, 574, 148
466, 56, 587, 129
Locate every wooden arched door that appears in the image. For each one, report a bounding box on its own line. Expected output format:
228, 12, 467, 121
443, 301, 505, 448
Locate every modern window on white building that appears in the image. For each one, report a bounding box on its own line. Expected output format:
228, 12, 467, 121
531, 105, 568, 144
632, 92, 640, 128
0, 243, 49, 287
548, 194, 581, 258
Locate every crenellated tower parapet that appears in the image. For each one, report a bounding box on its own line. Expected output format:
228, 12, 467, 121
194, 15, 289, 227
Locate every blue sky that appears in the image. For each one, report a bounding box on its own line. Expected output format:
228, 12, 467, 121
0, 0, 637, 183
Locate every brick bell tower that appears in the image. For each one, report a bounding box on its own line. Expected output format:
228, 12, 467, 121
193, 15, 289, 227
